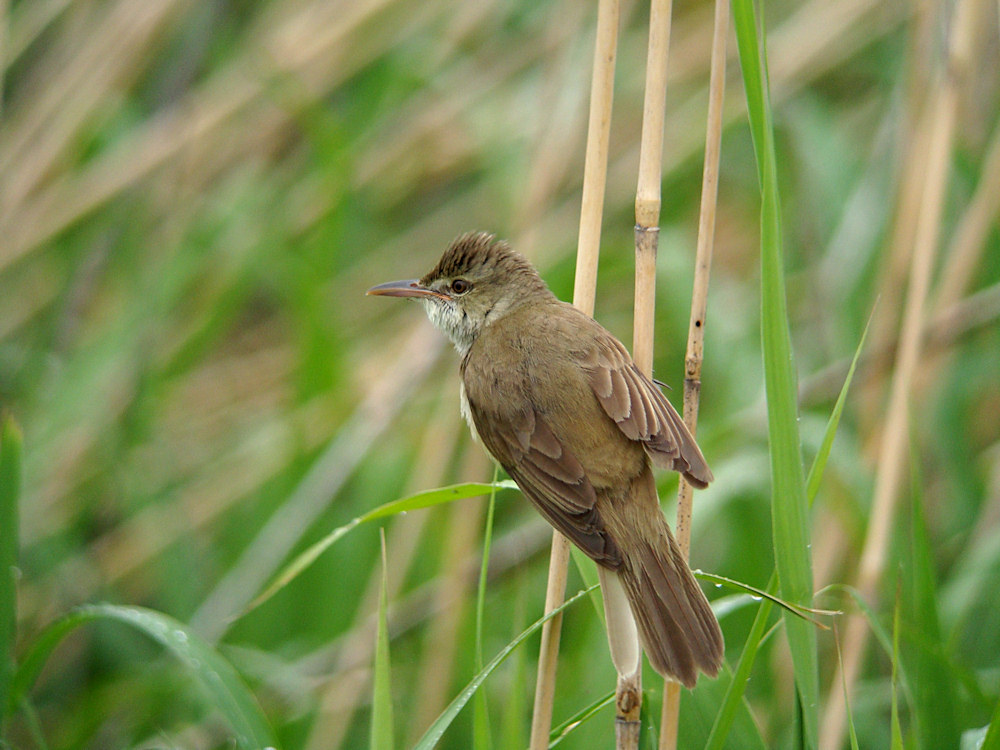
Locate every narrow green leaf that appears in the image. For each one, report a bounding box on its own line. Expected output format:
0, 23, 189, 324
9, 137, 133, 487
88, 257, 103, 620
835, 584, 917, 716
890, 588, 904, 750
473, 471, 498, 750
10, 605, 276, 749
805, 311, 873, 506
412, 585, 597, 750
965, 726, 992, 750
247, 480, 517, 612
835, 629, 861, 750
640, 689, 660, 750
979, 693, 1000, 750
695, 571, 837, 626
569, 545, 603, 621
0, 415, 23, 732
498, 602, 528, 750
548, 691, 615, 747
732, 0, 818, 744
370, 532, 394, 750
704, 572, 776, 750
703, 316, 863, 750
902, 464, 959, 748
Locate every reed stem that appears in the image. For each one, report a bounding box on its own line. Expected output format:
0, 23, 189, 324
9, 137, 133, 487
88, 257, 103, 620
530, 0, 620, 747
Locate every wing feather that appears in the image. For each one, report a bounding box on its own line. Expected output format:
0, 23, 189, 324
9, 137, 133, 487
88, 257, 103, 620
579, 332, 713, 488
465, 393, 622, 567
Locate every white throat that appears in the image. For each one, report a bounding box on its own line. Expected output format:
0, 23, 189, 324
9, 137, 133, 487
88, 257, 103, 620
420, 298, 476, 355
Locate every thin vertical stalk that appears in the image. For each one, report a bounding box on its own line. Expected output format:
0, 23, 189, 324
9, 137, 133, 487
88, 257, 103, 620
633, 0, 675, 372
529, 0, 619, 748
570, 0, 620, 319
659, 0, 728, 746
628, 0, 677, 744
630, 0, 674, 744
818, 0, 976, 747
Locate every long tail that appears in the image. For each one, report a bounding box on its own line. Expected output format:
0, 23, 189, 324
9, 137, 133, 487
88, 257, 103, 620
616, 512, 723, 687
615, 467, 723, 688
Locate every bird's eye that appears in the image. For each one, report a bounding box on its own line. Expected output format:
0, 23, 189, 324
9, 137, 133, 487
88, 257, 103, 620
450, 278, 472, 294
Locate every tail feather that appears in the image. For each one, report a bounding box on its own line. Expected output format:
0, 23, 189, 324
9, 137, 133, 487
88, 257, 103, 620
618, 529, 724, 688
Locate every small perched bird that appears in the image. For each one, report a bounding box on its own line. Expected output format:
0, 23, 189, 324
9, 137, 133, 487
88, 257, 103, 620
368, 231, 722, 687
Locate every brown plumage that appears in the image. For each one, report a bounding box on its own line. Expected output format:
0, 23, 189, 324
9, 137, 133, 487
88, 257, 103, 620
368, 232, 723, 686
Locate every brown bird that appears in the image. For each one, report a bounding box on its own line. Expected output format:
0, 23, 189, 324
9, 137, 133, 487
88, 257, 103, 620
367, 231, 722, 687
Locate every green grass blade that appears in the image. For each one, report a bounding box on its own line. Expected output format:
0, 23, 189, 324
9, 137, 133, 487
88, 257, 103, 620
247, 480, 517, 612
548, 690, 615, 747
569, 545, 603, 621
805, 311, 873, 506
902, 465, 959, 748
890, 589, 904, 749
0, 415, 23, 732
704, 572, 775, 750
979, 694, 1000, 750
10, 604, 276, 749
412, 585, 597, 750
370, 531, 394, 750
704, 311, 864, 750
835, 631, 861, 750
498, 603, 528, 750
732, 0, 818, 744
695, 571, 836, 626
473, 472, 499, 750
835, 584, 917, 716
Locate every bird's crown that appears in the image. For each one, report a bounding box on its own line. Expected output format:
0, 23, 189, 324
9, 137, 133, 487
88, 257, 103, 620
420, 232, 545, 293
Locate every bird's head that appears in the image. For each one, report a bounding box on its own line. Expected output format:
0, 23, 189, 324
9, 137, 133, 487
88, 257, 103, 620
367, 232, 552, 354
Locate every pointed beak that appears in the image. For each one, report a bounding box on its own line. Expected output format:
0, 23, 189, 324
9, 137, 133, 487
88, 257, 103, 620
366, 279, 449, 301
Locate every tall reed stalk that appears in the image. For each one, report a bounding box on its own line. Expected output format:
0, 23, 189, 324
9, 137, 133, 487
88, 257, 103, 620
622, 0, 679, 743
659, 0, 728, 746
529, 0, 619, 747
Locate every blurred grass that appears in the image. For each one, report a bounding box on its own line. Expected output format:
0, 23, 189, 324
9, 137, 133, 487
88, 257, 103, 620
371, 532, 393, 750
10, 604, 276, 749
0, 0, 999, 748
0, 415, 22, 732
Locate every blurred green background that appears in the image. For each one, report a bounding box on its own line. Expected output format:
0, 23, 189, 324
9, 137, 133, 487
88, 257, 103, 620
1, 0, 999, 748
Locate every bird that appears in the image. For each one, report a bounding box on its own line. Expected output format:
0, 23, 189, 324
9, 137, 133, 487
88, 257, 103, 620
367, 231, 723, 687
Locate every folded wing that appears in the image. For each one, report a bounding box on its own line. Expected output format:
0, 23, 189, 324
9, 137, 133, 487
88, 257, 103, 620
578, 330, 713, 488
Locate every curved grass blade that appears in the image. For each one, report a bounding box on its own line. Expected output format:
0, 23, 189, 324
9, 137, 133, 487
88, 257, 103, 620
695, 571, 838, 627
569, 546, 603, 621
978, 693, 1000, 750
473, 469, 500, 750
548, 690, 615, 747
0, 415, 23, 732
370, 532, 393, 750
704, 573, 776, 750
703, 313, 866, 749
10, 604, 276, 749
805, 309, 873, 506
247, 480, 517, 613
834, 628, 861, 750
412, 585, 598, 750
890, 588, 904, 749
829, 584, 917, 718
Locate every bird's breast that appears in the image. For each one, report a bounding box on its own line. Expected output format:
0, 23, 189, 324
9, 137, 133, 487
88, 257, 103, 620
458, 380, 481, 444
